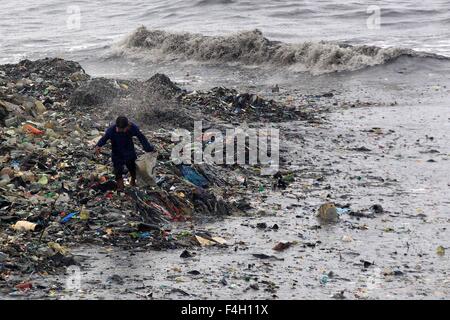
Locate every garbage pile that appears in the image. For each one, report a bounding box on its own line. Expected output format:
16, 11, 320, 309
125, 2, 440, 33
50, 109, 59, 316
0, 57, 305, 294
0, 58, 90, 127
68, 77, 129, 108
180, 87, 304, 122
0, 117, 236, 269
66, 71, 312, 129
68, 73, 183, 109
0, 59, 241, 285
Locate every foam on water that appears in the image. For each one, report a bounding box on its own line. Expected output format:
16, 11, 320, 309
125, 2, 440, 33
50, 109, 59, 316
114, 27, 447, 75
0, 0, 449, 78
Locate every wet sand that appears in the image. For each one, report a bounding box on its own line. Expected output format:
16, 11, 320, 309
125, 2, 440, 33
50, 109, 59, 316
12, 103, 449, 300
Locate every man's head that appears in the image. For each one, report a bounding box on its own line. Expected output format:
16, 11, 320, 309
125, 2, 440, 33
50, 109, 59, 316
116, 116, 129, 132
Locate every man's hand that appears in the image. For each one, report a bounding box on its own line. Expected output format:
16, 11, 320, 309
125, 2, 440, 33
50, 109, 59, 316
95, 146, 101, 157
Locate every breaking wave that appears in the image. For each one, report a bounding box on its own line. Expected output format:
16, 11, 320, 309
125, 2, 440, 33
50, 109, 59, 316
116, 27, 447, 75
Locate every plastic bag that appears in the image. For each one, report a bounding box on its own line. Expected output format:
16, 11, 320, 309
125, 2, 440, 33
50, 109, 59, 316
136, 152, 158, 187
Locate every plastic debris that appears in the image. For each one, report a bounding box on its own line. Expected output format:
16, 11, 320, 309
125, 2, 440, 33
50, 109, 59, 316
48, 242, 68, 255
180, 165, 209, 188
336, 207, 350, 215
79, 207, 90, 221
60, 212, 79, 224
136, 152, 158, 187
319, 274, 329, 285
12, 221, 41, 232
15, 282, 33, 292
341, 235, 353, 242
195, 235, 216, 247
38, 175, 49, 185
23, 124, 44, 135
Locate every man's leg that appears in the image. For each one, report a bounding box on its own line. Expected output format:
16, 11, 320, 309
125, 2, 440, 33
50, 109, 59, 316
126, 160, 137, 186
113, 163, 125, 191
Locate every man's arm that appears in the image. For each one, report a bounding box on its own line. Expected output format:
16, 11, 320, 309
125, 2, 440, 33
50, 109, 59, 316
133, 125, 155, 152
96, 128, 112, 148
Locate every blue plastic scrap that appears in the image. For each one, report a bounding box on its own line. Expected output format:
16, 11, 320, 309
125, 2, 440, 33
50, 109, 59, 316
61, 211, 79, 224
180, 165, 209, 188
336, 207, 350, 215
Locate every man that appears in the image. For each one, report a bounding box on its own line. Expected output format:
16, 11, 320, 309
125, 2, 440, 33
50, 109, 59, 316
95, 116, 155, 190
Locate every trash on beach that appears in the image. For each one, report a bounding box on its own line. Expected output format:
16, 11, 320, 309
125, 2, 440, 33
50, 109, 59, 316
48, 242, 68, 255
38, 175, 49, 185
180, 165, 209, 188
336, 207, 350, 215
79, 207, 90, 221
12, 221, 41, 232
60, 211, 79, 224
15, 282, 33, 292
252, 253, 284, 261
273, 241, 294, 251
319, 274, 329, 285
195, 235, 216, 247
23, 124, 44, 135
256, 222, 267, 229
136, 152, 158, 187
371, 204, 384, 214
211, 237, 227, 245
341, 234, 353, 242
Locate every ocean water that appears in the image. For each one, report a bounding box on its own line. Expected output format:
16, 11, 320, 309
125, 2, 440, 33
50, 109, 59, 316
0, 0, 449, 88
1, 0, 449, 61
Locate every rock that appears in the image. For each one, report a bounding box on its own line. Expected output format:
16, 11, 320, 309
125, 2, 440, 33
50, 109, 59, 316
361, 260, 374, 268
256, 222, 267, 229
220, 277, 228, 286
48, 253, 78, 267
317, 203, 339, 223
273, 241, 294, 251
180, 250, 193, 258
371, 204, 384, 214
187, 270, 201, 275
331, 291, 346, 299
249, 283, 260, 290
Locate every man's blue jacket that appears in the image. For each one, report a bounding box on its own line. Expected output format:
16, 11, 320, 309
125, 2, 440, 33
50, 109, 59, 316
96, 123, 154, 165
